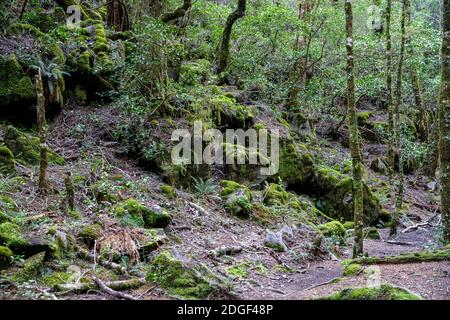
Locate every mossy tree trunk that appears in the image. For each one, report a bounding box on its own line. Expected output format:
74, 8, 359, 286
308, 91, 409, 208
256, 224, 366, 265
161, 0, 191, 23
35, 69, 48, 194
345, 0, 364, 258
405, 5, 428, 142
439, 0, 450, 243
107, 0, 131, 32
64, 171, 75, 211
386, 0, 394, 180
390, 0, 408, 237
216, 0, 246, 75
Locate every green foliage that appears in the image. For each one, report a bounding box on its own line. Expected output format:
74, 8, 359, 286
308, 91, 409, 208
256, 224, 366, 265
192, 177, 217, 196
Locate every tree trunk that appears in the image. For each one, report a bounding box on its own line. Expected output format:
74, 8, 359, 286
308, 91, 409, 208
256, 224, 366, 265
162, 0, 191, 23
386, 0, 394, 179
35, 69, 48, 194
64, 171, 75, 211
345, 0, 364, 258
405, 4, 428, 142
216, 0, 246, 75
439, 0, 450, 243
107, 0, 131, 32
391, 0, 408, 236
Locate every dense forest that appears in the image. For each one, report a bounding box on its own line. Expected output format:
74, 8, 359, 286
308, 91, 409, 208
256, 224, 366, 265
0, 0, 449, 300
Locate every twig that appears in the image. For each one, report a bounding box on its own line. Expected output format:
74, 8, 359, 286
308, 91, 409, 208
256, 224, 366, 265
92, 276, 137, 300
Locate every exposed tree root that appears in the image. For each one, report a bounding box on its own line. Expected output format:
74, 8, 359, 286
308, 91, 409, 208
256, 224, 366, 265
54, 277, 146, 294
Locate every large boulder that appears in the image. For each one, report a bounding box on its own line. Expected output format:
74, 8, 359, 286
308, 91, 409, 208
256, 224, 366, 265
0, 54, 36, 117
277, 142, 383, 225
3, 126, 65, 166
112, 199, 172, 228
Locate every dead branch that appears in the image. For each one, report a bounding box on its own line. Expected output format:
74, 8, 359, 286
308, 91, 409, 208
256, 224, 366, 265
92, 276, 138, 300
54, 277, 145, 294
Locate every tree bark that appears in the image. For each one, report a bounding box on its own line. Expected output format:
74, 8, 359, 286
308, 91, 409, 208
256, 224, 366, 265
162, 0, 191, 23
107, 0, 131, 32
345, 0, 364, 258
439, 0, 450, 243
386, 0, 394, 179
216, 0, 246, 74
390, 0, 408, 236
35, 69, 48, 194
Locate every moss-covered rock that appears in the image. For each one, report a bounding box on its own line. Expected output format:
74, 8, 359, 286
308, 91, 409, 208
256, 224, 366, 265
0, 222, 27, 249
113, 199, 171, 228
78, 224, 102, 248
0, 245, 13, 269
317, 221, 346, 238
0, 146, 15, 174
160, 185, 176, 199
220, 180, 251, 198
343, 263, 362, 276
4, 126, 65, 166
343, 221, 355, 230
320, 284, 422, 300
147, 251, 218, 299
278, 142, 315, 185
0, 54, 36, 113
225, 190, 253, 218
264, 183, 288, 205
20, 251, 46, 279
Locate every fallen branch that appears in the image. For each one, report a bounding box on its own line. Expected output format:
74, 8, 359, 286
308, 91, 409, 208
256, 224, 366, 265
384, 240, 415, 246
208, 246, 242, 258
93, 276, 137, 300
350, 248, 450, 265
54, 277, 146, 294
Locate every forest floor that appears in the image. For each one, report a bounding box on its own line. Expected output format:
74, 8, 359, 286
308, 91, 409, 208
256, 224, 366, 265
1, 99, 449, 300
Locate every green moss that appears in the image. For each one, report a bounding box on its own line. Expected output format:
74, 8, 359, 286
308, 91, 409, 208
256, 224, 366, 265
317, 221, 346, 238
0, 245, 13, 269
179, 59, 212, 86
78, 224, 102, 247
357, 111, 373, 124
4, 126, 65, 166
20, 252, 45, 280
264, 183, 288, 205
364, 227, 381, 239
226, 262, 250, 278
350, 248, 450, 265
93, 22, 109, 53
225, 192, 253, 218
160, 185, 176, 199
42, 271, 73, 288
147, 251, 217, 299
78, 50, 91, 73
113, 199, 171, 228
320, 284, 421, 300
220, 180, 251, 198
0, 146, 15, 174
0, 54, 36, 107
0, 222, 27, 249
343, 221, 355, 230
343, 263, 362, 276
278, 143, 315, 185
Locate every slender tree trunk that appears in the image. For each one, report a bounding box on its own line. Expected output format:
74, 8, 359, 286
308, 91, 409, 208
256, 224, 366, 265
65, 171, 75, 211
35, 69, 48, 194
439, 0, 450, 243
411, 68, 428, 142
345, 0, 364, 258
216, 0, 246, 75
390, 0, 408, 236
405, 5, 428, 142
386, 0, 394, 180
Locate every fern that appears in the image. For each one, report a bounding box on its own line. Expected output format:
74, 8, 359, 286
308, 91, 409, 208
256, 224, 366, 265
192, 177, 217, 196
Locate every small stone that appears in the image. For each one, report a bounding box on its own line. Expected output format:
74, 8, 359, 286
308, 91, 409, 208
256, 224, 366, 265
264, 230, 287, 252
